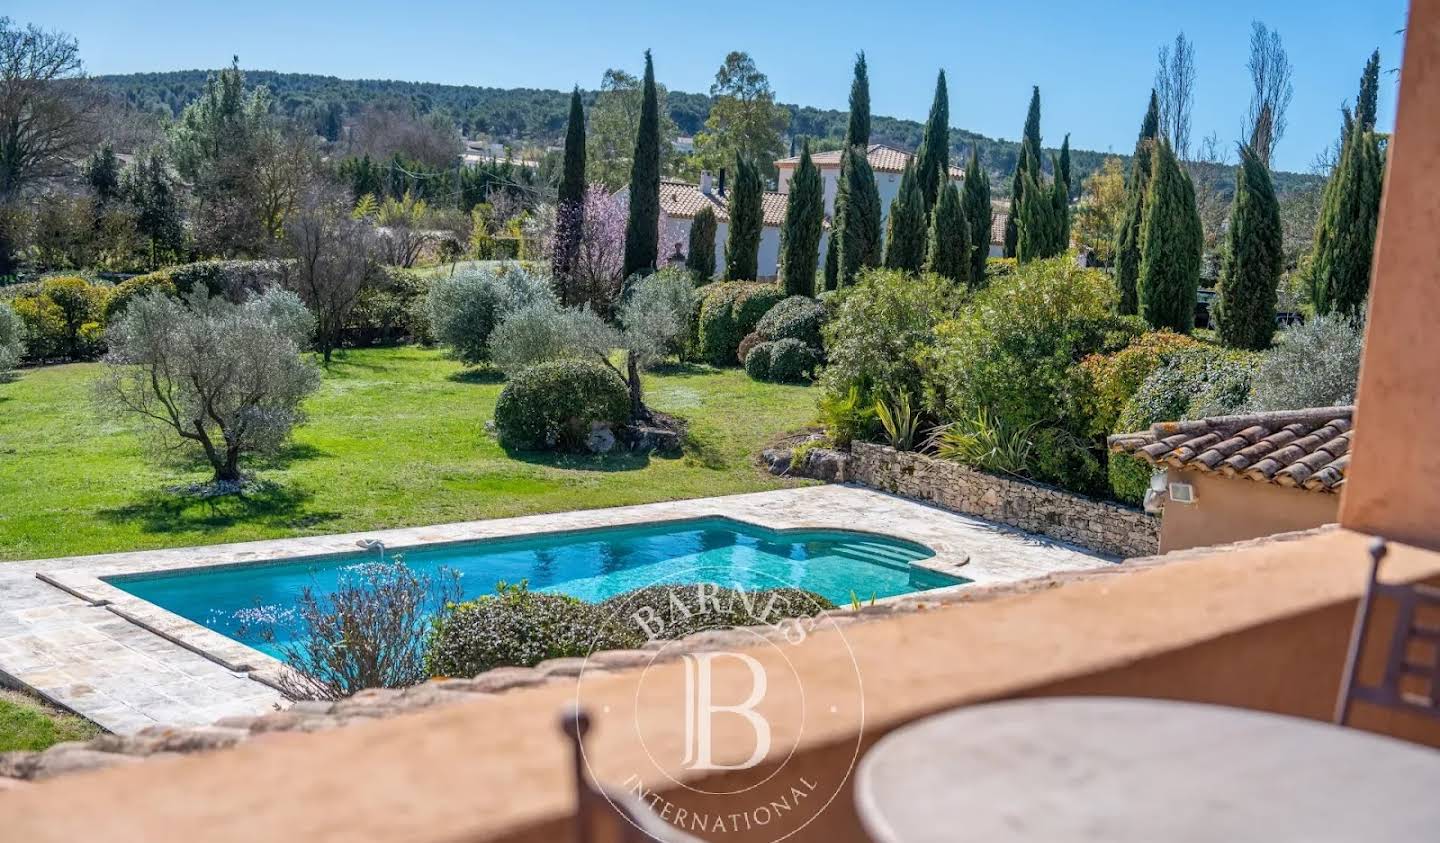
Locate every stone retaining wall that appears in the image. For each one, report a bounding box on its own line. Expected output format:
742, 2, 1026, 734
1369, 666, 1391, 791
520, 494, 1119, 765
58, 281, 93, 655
847, 443, 1159, 558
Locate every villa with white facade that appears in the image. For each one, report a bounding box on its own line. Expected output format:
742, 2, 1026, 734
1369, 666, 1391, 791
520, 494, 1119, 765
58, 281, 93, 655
656, 143, 1001, 280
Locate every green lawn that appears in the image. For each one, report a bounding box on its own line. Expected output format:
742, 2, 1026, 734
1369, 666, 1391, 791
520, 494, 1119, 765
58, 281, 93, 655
0, 689, 99, 752
0, 346, 818, 561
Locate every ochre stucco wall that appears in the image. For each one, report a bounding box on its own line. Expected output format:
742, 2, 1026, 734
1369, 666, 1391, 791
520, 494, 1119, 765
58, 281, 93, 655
1159, 470, 1339, 554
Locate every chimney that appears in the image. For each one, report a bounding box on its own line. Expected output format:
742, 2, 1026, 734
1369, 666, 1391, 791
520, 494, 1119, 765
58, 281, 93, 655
700, 170, 713, 195
718, 168, 726, 196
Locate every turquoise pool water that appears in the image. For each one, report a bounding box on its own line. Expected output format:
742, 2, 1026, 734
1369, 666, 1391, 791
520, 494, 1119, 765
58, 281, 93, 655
106, 518, 957, 655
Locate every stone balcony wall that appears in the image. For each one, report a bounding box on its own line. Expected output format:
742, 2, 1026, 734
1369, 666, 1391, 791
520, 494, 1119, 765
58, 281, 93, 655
847, 442, 1159, 559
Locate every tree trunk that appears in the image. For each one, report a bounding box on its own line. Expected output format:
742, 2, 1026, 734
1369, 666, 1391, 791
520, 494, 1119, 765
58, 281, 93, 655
215, 447, 243, 484
626, 351, 646, 422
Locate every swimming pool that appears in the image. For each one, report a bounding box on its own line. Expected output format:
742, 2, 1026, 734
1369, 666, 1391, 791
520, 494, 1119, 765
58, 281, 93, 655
106, 517, 958, 655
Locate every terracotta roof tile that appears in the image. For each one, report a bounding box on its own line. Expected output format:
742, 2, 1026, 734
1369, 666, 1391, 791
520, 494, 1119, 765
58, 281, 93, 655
658, 179, 793, 227
1107, 407, 1355, 494
775, 143, 966, 179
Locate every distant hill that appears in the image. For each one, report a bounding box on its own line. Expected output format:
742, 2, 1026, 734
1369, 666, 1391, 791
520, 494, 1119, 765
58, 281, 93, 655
96, 69, 1324, 198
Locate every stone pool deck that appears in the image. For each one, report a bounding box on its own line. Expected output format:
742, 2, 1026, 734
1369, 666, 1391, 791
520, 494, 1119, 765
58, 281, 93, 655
0, 485, 1116, 736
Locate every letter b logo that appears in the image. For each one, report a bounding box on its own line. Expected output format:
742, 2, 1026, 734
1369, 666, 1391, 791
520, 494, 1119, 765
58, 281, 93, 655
681, 652, 771, 770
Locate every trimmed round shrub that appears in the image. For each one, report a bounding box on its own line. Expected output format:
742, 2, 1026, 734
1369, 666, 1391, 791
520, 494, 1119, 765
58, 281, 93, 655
755, 295, 826, 348
767, 338, 822, 383
105, 272, 177, 320
696, 281, 785, 366
598, 584, 835, 645
494, 359, 629, 451
743, 340, 775, 380
745, 338, 821, 383
424, 584, 615, 677
737, 330, 764, 364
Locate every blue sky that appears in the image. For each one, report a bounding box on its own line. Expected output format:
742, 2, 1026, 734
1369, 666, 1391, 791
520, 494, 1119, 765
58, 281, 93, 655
9, 0, 1409, 172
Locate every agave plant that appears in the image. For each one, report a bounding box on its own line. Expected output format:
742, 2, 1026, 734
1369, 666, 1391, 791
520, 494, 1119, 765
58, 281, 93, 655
874, 392, 921, 451
926, 408, 1036, 478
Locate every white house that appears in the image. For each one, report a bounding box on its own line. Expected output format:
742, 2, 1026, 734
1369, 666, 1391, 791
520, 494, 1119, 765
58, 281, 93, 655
775, 143, 966, 223
652, 143, 1003, 279
655, 171, 806, 281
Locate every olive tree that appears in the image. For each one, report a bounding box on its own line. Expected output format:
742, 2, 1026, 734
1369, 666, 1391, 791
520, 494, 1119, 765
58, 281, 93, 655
97, 289, 320, 485
426, 264, 552, 366
486, 266, 695, 419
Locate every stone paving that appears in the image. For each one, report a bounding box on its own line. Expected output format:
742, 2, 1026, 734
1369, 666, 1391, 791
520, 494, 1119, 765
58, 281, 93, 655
0, 485, 1115, 736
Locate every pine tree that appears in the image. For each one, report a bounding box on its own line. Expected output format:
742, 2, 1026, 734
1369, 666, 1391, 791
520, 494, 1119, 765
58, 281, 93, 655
687, 205, 718, 284
622, 50, 661, 279
960, 147, 991, 285
724, 155, 763, 281
914, 70, 950, 215
925, 181, 969, 284
1115, 91, 1161, 314
846, 52, 871, 147
823, 233, 839, 290
884, 161, 927, 272
553, 87, 588, 300
1356, 49, 1381, 133
779, 143, 824, 296
837, 144, 882, 285
1311, 122, 1385, 317
1214, 144, 1283, 349
1137, 139, 1203, 333
1004, 87, 1042, 258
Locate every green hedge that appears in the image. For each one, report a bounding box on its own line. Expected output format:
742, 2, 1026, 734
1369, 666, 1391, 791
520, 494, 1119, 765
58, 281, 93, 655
424, 584, 614, 677
696, 282, 785, 366
493, 359, 629, 451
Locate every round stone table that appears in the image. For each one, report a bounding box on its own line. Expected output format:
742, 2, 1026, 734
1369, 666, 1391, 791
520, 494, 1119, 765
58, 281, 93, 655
855, 697, 1440, 842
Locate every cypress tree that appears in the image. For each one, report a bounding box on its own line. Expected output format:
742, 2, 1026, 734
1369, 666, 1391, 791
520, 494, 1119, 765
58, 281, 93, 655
885, 161, 927, 272
1310, 122, 1385, 317
823, 232, 839, 291
846, 52, 871, 147
622, 50, 661, 279
837, 144, 882, 285
779, 143, 824, 296
1058, 134, 1071, 196
925, 181, 969, 285
687, 205, 718, 284
1137, 139, 1203, 333
914, 70, 950, 216
553, 87, 588, 300
1214, 144, 1283, 350
1017, 158, 1062, 263
1115, 91, 1161, 314
724, 155, 763, 281
1054, 149, 1071, 252
960, 147, 991, 285
1004, 87, 1042, 258
1356, 49, 1381, 133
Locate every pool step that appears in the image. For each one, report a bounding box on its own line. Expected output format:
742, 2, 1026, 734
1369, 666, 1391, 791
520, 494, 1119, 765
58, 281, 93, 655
828, 543, 925, 570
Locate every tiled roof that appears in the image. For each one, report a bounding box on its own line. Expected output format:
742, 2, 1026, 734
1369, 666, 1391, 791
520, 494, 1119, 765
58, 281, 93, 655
775, 143, 966, 180
658, 179, 792, 227
1108, 407, 1354, 493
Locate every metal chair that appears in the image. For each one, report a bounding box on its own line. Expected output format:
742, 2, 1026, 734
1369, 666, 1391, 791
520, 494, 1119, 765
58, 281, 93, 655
1334, 537, 1440, 725
559, 706, 703, 843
